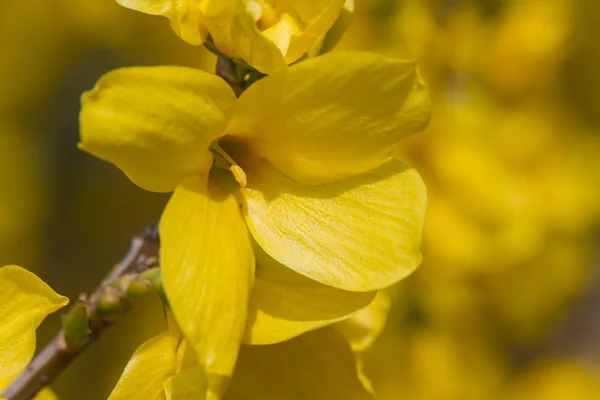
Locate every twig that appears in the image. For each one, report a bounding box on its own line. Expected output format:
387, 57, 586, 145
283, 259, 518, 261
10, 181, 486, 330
1, 226, 161, 400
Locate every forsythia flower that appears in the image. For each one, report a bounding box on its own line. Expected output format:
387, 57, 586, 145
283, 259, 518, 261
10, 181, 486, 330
116, 0, 350, 73
79, 50, 429, 397
0, 265, 69, 399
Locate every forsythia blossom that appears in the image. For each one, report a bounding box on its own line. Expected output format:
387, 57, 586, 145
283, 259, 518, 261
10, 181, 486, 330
0, 265, 68, 399
116, 0, 352, 73
79, 50, 429, 397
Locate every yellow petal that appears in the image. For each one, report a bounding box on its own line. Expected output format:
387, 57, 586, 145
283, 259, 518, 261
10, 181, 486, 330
199, 0, 286, 74
242, 159, 426, 292
34, 388, 58, 400
335, 291, 391, 352
244, 246, 376, 345
0, 265, 68, 380
164, 366, 208, 400
226, 328, 374, 400
108, 330, 180, 400
116, 0, 171, 14
261, 13, 296, 57
116, 1, 207, 45
276, 0, 346, 63
312, 0, 355, 55
79, 66, 235, 192
160, 175, 255, 398
230, 51, 430, 185
164, 338, 208, 400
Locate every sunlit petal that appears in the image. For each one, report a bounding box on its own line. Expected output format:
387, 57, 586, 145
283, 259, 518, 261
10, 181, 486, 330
244, 246, 375, 345
108, 329, 180, 400
230, 51, 430, 185
0, 265, 68, 380
116, 1, 207, 45
199, 0, 286, 73
160, 176, 255, 398
242, 159, 426, 292
79, 66, 235, 192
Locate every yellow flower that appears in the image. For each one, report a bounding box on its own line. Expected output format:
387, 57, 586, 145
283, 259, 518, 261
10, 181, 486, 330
0, 265, 69, 399
504, 360, 600, 400
108, 325, 374, 400
116, 0, 350, 73
79, 50, 429, 397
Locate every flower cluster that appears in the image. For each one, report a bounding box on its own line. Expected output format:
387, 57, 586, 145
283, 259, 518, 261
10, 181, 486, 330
0, 1, 430, 399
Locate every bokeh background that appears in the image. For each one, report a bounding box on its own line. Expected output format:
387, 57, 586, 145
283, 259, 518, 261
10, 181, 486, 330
1, 0, 600, 398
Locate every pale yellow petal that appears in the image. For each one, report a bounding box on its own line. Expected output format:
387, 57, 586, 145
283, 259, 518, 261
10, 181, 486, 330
79, 66, 235, 192
242, 159, 426, 292
335, 291, 391, 352
230, 51, 430, 185
244, 246, 376, 345
160, 176, 255, 398
108, 330, 180, 400
117, 1, 207, 45
226, 328, 374, 400
199, 0, 286, 73
0, 265, 68, 379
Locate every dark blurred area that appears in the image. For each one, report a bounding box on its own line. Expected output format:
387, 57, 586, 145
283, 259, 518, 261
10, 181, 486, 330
1, 0, 599, 399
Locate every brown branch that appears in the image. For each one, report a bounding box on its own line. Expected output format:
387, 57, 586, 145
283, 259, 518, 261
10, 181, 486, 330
1, 226, 161, 400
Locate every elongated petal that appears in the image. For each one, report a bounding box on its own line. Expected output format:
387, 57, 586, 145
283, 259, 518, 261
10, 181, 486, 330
79, 66, 235, 192
0, 265, 68, 379
160, 176, 255, 398
116, 1, 207, 45
244, 246, 375, 345
242, 159, 426, 292
108, 329, 180, 400
230, 51, 430, 185
226, 328, 374, 400
336, 291, 391, 352
199, 0, 286, 73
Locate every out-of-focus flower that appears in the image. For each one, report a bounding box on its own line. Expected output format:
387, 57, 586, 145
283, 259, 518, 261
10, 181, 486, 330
0, 265, 69, 399
330, 3, 600, 399
503, 360, 600, 400
79, 50, 430, 397
116, 0, 351, 73
482, 0, 571, 99
108, 325, 374, 400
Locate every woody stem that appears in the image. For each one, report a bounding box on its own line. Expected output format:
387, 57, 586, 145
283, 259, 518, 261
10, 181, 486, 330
1, 226, 162, 400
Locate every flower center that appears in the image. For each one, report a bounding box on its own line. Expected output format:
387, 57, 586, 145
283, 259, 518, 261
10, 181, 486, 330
209, 143, 247, 193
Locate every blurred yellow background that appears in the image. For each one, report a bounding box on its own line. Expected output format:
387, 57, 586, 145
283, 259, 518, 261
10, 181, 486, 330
1, 0, 599, 399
